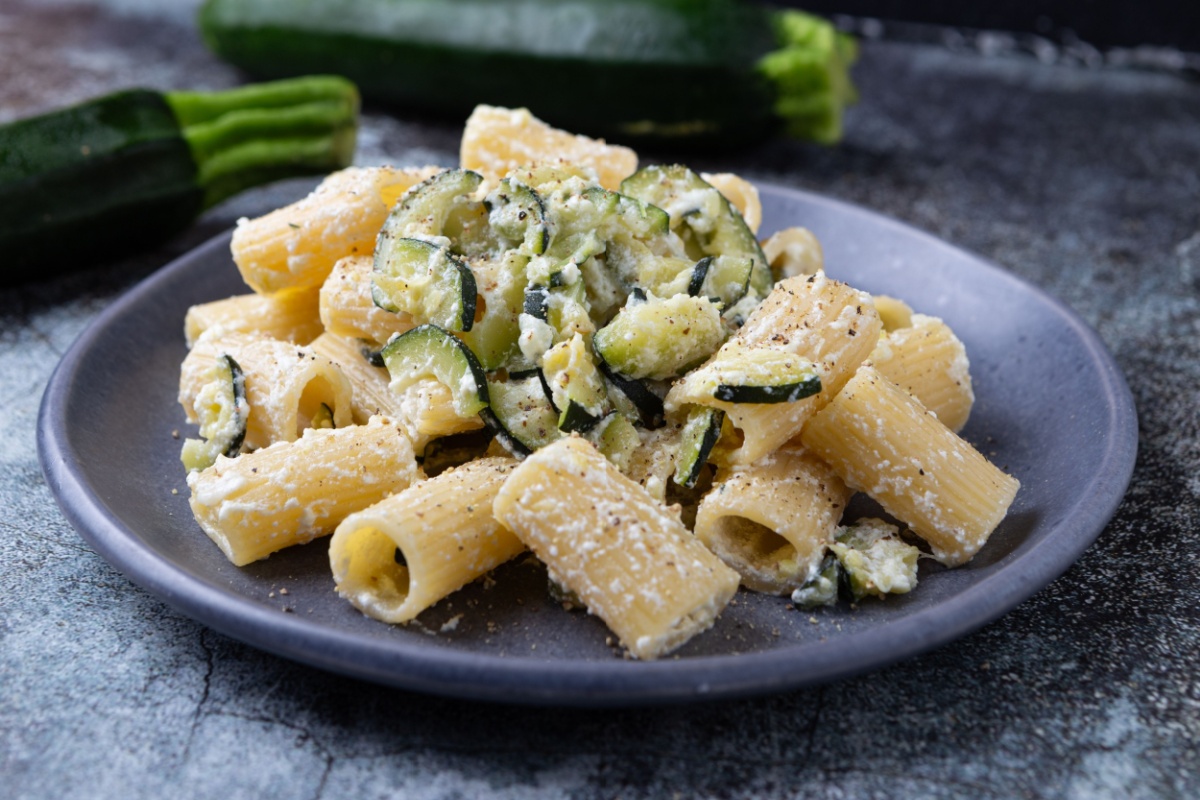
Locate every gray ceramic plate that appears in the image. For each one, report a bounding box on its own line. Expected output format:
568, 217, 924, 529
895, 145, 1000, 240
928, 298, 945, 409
38, 185, 1137, 706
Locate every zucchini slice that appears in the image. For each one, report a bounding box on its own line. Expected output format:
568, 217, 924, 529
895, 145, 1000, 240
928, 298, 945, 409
483, 372, 563, 456
372, 238, 478, 332
672, 406, 724, 489
381, 167, 484, 240
830, 518, 921, 601
541, 334, 608, 432
597, 360, 665, 429
580, 186, 670, 239
380, 324, 489, 418
181, 354, 248, 472
593, 294, 726, 381
485, 177, 550, 255
310, 402, 336, 429
690, 255, 755, 309
790, 551, 841, 609
682, 344, 822, 404
620, 165, 771, 296
588, 411, 641, 473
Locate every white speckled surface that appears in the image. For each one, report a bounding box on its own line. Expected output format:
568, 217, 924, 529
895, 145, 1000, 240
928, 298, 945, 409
2, 1, 1198, 797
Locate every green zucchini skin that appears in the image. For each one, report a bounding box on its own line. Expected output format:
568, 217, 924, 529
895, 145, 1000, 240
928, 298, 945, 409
0, 91, 203, 284
0, 76, 358, 284
199, 0, 848, 147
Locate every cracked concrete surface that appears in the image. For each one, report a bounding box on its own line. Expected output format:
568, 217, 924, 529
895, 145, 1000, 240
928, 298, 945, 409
2, 1, 1199, 798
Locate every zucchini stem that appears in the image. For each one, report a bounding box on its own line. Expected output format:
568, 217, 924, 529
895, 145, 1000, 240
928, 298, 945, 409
165, 76, 359, 208
757, 11, 859, 144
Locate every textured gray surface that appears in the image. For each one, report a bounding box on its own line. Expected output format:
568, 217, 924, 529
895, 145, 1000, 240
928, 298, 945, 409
2, 1, 1198, 798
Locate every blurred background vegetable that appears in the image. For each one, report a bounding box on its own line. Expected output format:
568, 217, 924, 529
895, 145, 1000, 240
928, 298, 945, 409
198, 0, 858, 148
0, 75, 358, 284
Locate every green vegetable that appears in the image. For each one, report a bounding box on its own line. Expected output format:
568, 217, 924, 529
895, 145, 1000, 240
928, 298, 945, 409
673, 406, 724, 489
380, 324, 490, 418
180, 354, 248, 472
0, 75, 358, 283
593, 293, 727, 381
831, 518, 921, 601
198, 0, 856, 147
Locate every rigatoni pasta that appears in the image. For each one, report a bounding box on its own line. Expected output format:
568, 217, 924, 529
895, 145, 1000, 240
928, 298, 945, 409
184, 288, 322, 347
695, 447, 850, 594
319, 254, 414, 345
187, 416, 423, 566
307, 331, 406, 425
800, 365, 1019, 566
667, 272, 882, 464
493, 437, 740, 660
181, 332, 354, 450
330, 457, 524, 623
869, 313, 974, 433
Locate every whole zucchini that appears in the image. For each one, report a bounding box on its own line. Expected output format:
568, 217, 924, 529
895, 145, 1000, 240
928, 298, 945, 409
198, 0, 857, 147
0, 76, 358, 284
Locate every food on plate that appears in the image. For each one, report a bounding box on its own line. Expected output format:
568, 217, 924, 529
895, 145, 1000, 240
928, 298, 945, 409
0, 76, 358, 283
177, 105, 1018, 658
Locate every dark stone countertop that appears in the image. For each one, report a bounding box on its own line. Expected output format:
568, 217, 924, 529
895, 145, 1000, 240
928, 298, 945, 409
2, 2, 1197, 797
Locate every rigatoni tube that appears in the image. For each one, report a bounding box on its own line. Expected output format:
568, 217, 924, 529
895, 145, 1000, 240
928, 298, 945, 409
800, 366, 1019, 566
493, 436, 740, 660
329, 457, 524, 623
231, 165, 440, 295
187, 415, 423, 566
695, 447, 850, 594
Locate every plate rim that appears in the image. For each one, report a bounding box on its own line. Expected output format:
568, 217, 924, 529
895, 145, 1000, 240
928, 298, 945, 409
37, 183, 1138, 706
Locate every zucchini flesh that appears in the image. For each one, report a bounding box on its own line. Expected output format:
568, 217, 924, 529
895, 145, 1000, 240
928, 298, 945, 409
372, 238, 478, 332
181, 354, 248, 472
687, 345, 823, 404
597, 360, 666, 430
0, 76, 358, 283
593, 294, 726, 381
620, 164, 771, 297
382, 168, 484, 241
790, 551, 841, 609
672, 405, 723, 489
541, 334, 609, 432
485, 178, 550, 255
199, 0, 856, 147
381, 324, 489, 418
484, 373, 562, 456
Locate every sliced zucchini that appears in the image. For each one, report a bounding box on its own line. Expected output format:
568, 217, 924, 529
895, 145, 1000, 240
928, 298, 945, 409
587, 411, 641, 472
372, 237, 477, 332
619, 164, 770, 295
681, 343, 822, 404
605, 232, 693, 296
483, 372, 562, 456
541, 333, 608, 432
180, 354, 248, 472
380, 324, 489, 417
359, 342, 386, 368
692, 255, 755, 309
382, 167, 484, 241
790, 551, 841, 609
310, 402, 335, 429
597, 360, 665, 429
593, 294, 726, 380
457, 251, 526, 369
580, 186, 670, 239
830, 518, 921, 601
672, 405, 724, 489
484, 177, 550, 255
